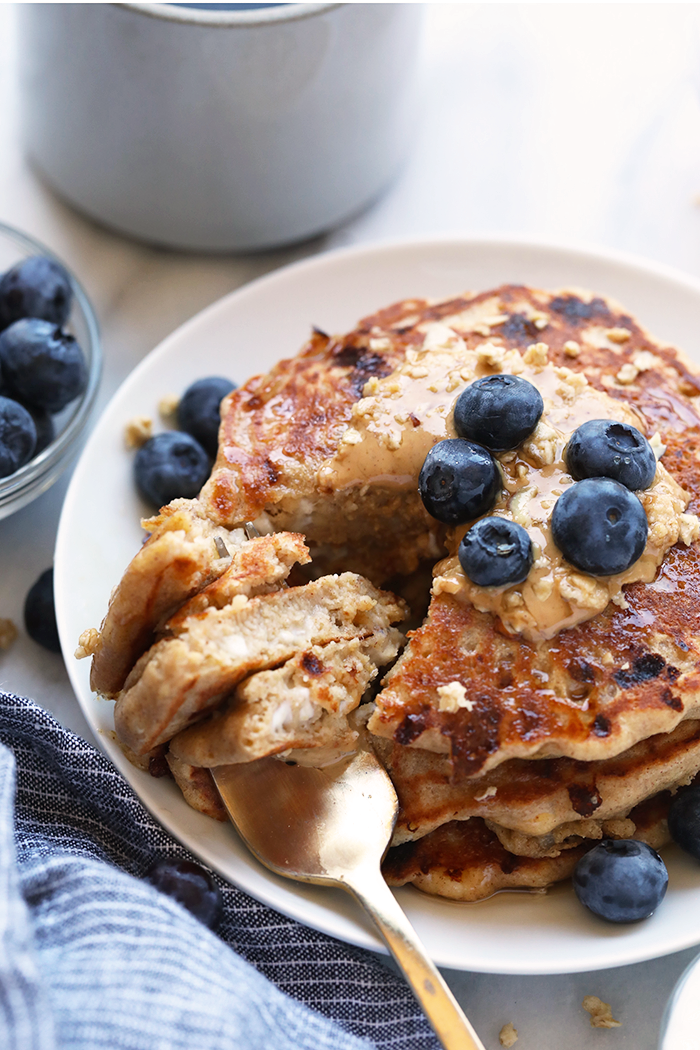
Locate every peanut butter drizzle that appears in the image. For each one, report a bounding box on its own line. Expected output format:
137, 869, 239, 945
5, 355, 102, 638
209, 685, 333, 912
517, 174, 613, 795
316, 323, 700, 642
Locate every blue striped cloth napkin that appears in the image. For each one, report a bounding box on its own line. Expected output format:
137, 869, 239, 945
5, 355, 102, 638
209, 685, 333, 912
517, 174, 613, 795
0, 691, 439, 1050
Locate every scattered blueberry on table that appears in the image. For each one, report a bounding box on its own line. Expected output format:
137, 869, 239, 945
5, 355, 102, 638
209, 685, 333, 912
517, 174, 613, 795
418, 438, 501, 524
24, 567, 61, 653
551, 477, 648, 576
178, 376, 236, 458
134, 430, 211, 508
453, 374, 544, 451
573, 839, 668, 923
458, 516, 533, 587
565, 419, 657, 491
144, 857, 223, 930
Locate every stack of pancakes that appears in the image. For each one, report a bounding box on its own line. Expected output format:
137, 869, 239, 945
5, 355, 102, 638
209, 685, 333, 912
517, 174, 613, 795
87, 284, 700, 901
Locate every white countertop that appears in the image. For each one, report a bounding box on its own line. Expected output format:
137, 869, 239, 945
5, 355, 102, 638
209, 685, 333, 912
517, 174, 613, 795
2, 4, 700, 1047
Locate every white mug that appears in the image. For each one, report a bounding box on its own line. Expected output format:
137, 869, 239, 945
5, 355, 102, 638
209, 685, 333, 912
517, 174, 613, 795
19, 3, 422, 251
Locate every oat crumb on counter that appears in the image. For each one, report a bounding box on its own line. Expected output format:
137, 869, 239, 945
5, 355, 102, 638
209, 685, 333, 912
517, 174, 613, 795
75, 627, 100, 660
158, 393, 180, 423
582, 995, 621, 1028
124, 416, 153, 449
499, 1021, 518, 1046
0, 618, 18, 651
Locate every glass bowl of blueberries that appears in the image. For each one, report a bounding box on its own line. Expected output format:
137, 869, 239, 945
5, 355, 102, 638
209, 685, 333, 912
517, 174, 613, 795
0, 222, 100, 518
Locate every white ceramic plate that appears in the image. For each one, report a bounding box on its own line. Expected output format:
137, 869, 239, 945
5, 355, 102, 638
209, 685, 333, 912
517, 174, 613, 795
55, 236, 700, 975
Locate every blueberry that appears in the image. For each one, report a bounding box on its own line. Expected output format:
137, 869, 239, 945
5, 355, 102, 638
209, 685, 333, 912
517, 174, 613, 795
551, 477, 647, 576
145, 857, 223, 929
573, 839, 668, 923
565, 419, 656, 491
177, 376, 236, 458
134, 431, 211, 508
0, 318, 87, 412
458, 517, 533, 587
453, 374, 544, 452
0, 255, 73, 328
668, 784, 700, 861
26, 405, 55, 455
0, 396, 37, 477
24, 567, 61, 653
418, 438, 501, 524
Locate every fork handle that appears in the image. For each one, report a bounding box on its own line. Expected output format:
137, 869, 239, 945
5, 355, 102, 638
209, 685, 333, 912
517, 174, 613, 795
346, 868, 486, 1050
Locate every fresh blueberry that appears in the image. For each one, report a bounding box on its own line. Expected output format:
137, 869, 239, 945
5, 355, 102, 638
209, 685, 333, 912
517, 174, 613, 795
145, 857, 223, 930
0, 396, 37, 477
565, 419, 656, 491
134, 431, 211, 508
573, 839, 668, 923
668, 784, 700, 861
24, 567, 61, 653
418, 438, 501, 525
0, 255, 73, 328
453, 374, 544, 452
458, 517, 533, 587
551, 477, 647, 576
0, 319, 87, 412
26, 405, 55, 455
177, 376, 236, 458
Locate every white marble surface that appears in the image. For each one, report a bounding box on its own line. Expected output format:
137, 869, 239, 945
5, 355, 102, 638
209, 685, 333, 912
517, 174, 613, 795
2, 3, 700, 1048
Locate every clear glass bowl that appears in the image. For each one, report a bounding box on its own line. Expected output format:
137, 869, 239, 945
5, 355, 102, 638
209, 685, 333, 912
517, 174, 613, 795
0, 222, 101, 518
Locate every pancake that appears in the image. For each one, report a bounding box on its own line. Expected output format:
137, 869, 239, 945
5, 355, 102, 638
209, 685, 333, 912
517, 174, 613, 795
114, 572, 406, 755
368, 715, 700, 848
169, 635, 403, 766
381, 788, 673, 902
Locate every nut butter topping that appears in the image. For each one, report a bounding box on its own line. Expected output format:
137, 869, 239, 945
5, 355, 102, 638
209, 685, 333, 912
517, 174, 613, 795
317, 322, 700, 642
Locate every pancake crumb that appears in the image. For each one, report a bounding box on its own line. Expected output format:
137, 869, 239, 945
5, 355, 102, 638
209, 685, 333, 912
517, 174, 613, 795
616, 363, 638, 385
582, 995, 621, 1028
124, 416, 153, 449
0, 618, 17, 651
563, 340, 580, 357
499, 1021, 518, 1046
75, 627, 100, 660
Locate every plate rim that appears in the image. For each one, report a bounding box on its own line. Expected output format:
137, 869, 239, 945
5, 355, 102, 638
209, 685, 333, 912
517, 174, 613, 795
55, 232, 700, 974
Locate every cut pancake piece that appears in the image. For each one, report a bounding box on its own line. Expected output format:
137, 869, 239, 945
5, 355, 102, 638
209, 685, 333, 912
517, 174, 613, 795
382, 790, 672, 902
114, 573, 407, 756
170, 634, 403, 766
369, 717, 700, 845
368, 551, 700, 776
165, 752, 228, 822
89, 499, 309, 698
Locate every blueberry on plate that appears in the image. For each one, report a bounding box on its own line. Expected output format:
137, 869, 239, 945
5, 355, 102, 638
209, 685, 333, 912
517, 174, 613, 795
24, 567, 61, 653
459, 517, 533, 587
551, 477, 648, 576
0, 255, 73, 328
145, 857, 223, 930
668, 784, 700, 861
177, 376, 236, 458
0, 395, 37, 477
0, 318, 87, 412
453, 374, 544, 452
565, 419, 656, 491
573, 839, 668, 923
135, 431, 211, 508
418, 438, 501, 525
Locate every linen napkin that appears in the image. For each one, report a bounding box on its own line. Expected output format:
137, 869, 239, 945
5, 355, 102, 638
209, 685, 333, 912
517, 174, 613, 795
0, 690, 440, 1050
